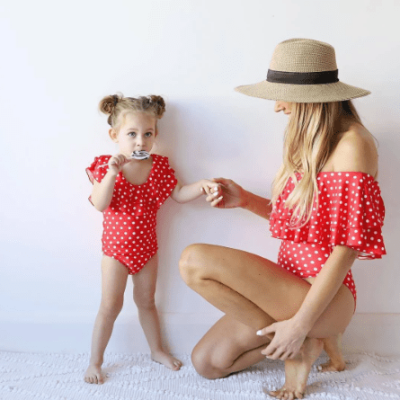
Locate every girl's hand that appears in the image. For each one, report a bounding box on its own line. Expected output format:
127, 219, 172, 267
205, 178, 247, 209
200, 180, 220, 197
257, 318, 309, 361
108, 154, 131, 174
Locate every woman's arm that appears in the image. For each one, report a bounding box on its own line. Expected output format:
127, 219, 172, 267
296, 128, 378, 327
242, 191, 273, 220
258, 245, 357, 360
206, 178, 273, 220
292, 245, 357, 329
259, 129, 378, 359
294, 128, 378, 328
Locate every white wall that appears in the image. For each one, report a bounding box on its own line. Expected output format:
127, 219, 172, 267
1, 0, 399, 354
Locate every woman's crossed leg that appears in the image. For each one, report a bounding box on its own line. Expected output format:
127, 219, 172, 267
179, 244, 354, 398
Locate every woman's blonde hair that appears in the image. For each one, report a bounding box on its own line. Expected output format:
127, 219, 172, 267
99, 93, 166, 131
271, 100, 363, 226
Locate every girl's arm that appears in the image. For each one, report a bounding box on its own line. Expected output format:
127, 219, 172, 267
90, 170, 118, 212
206, 177, 273, 220
90, 154, 130, 212
170, 179, 217, 204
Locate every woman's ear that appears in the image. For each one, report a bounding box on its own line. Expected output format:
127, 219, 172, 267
109, 128, 118, 142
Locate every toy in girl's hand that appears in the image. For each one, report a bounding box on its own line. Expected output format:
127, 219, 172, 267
131, 150, 150, 160
96, 151, 150, 168
84, 93, 218, 385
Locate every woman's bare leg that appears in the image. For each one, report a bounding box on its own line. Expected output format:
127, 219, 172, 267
132, 254, 182, 371
318, 334, 346, 372
191, 314, 271, 379
179, 244, 354, 398
84, 256, 128, 384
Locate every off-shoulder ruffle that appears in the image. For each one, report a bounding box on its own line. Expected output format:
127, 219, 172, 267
269, 171, 386, 260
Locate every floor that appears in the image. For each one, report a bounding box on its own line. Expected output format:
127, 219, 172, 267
1, 351, 399, 399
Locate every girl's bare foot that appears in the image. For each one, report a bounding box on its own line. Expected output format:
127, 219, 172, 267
84, 364, 105, 384
151, 350, 183, 371
317, 334, 346, 372
269, 337, 323, 399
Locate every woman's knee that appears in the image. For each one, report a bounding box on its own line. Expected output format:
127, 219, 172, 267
179, 243, 210, 284
191, 344, 229, 380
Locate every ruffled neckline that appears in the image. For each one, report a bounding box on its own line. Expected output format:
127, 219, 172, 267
121, 154, 157, 187
295, 170, 379, 184
269, 169, 386, 260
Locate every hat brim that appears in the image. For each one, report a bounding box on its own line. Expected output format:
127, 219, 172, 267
234, 80, 370, 103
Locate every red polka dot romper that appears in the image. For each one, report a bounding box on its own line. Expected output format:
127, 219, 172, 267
269, 171, 386, 311
86, 154, 178, 274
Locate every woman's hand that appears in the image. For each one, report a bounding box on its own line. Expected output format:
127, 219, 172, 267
108, 154, 131, 174
205, 177, 247, 209
257, 318, 310, 360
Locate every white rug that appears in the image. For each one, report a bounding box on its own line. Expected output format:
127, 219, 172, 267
0, 351, 399, 400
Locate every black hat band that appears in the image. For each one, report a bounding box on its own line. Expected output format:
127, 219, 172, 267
267, 69, 339, 85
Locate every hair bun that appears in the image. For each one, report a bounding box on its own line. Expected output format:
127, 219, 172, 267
148, 95, 166, 118
99, 94, 122, 115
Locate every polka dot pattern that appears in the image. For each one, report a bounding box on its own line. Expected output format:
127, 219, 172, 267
270, 172, 386, 259
277, 240, 357, 308
86, 154, 178, 274
270, 171, 387, 312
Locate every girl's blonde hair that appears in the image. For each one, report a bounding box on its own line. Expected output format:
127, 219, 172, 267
99, 93, 166, 130
271, 100, 363, 226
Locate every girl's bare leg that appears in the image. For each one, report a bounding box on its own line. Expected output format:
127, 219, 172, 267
179, 244, 354, 398
84, 256, 129, 384
132, 254, 182, 371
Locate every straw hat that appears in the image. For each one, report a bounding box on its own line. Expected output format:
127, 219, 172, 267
235, 38, 371, 103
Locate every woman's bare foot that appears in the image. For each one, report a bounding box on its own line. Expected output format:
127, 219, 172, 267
84, 364, 105, 384
151, 350, 183, 371
269, 337, 323, 399
317, 334, 346, 372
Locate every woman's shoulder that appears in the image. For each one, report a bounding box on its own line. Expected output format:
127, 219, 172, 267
331, 123, 378, 178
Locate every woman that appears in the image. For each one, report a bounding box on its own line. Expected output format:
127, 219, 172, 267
179, 39, 386, 399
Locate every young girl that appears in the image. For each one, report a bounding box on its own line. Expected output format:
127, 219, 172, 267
84, 93, 218, 384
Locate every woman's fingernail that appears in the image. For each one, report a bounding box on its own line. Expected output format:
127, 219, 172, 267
256, 330, 263, 336
213, 191, 219, 197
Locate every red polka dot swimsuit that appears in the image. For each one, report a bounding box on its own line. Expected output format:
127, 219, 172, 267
269, 171, 386, 311
86, 154, 178, 274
